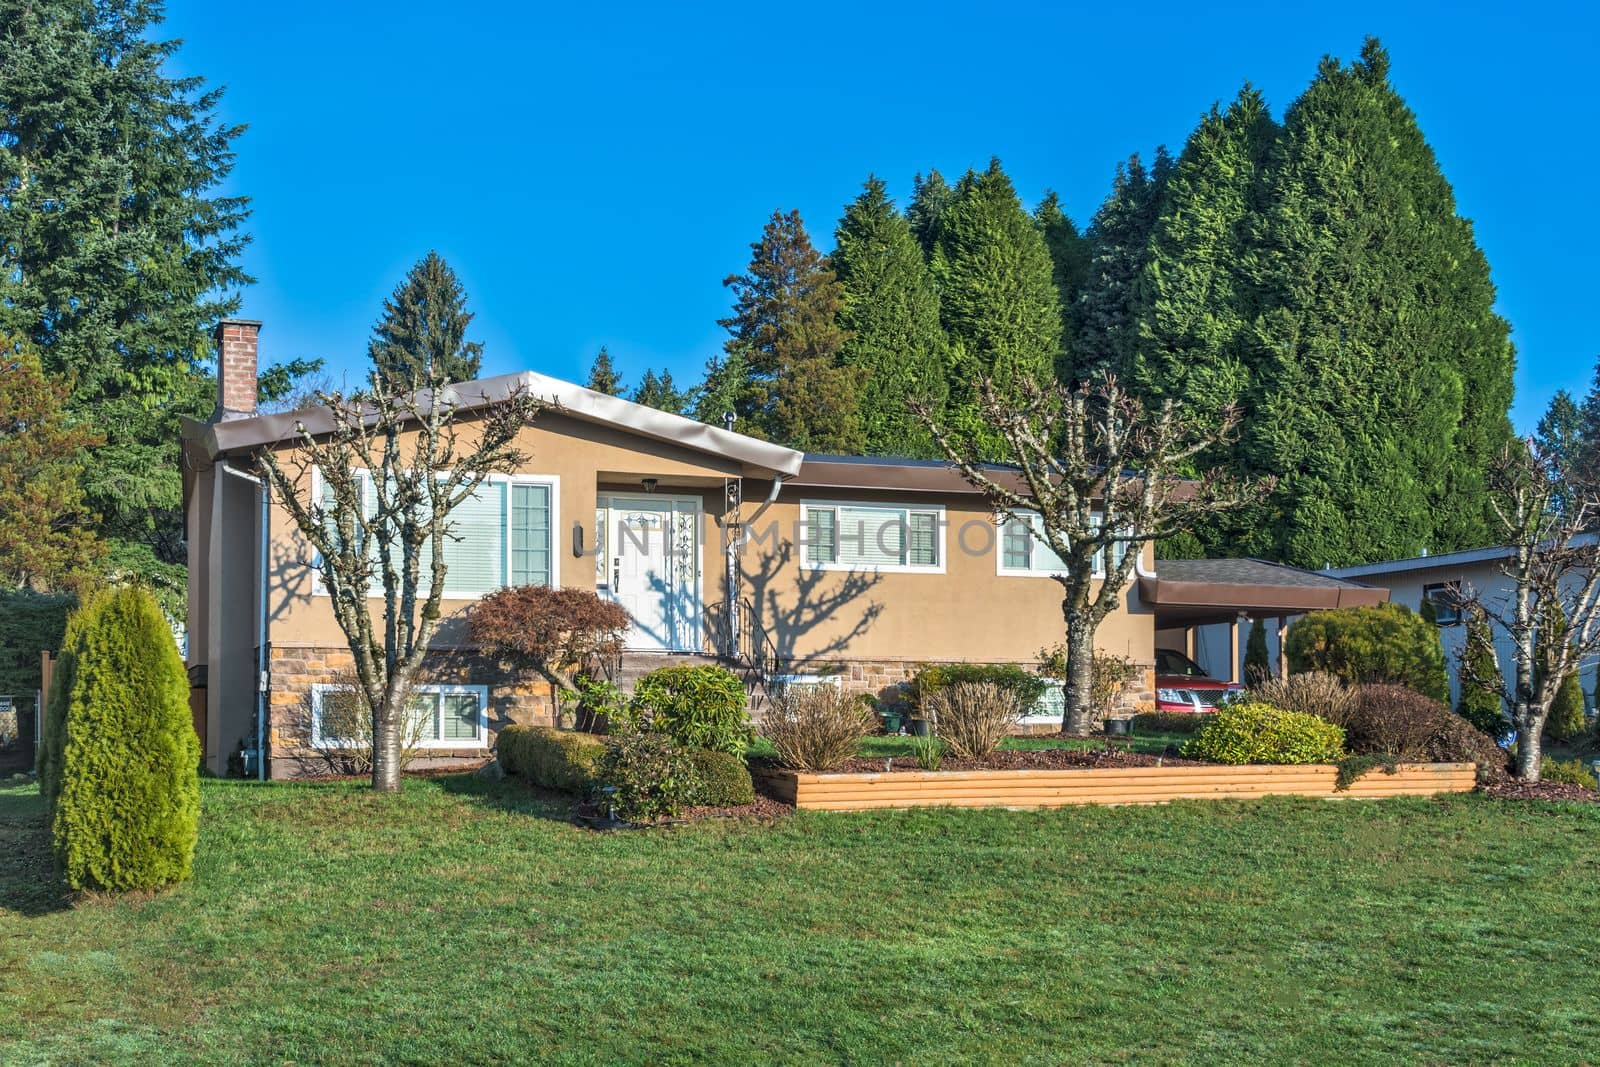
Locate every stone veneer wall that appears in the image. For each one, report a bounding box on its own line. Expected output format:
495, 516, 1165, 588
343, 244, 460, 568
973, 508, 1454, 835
266, 645, 560, 778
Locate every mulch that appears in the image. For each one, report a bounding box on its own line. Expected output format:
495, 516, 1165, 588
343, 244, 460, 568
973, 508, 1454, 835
753, 745, 1207, 777
1480, 778, 1600, 804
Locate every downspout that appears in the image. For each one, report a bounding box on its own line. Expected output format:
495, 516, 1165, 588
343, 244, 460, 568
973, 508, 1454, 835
725, 474, 785, 660
220, 461, 269, 781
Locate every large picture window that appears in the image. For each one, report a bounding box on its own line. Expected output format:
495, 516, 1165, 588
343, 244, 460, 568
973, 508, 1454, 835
801, 502, 943, 572
313, 471, 558, 598
310, 684, 490, 749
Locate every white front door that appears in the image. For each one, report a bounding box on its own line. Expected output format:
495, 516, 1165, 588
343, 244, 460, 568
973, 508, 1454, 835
602, 496, 701, 651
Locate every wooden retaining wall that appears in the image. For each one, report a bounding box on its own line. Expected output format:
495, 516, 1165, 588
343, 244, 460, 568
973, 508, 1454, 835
757, 763, 1478, 811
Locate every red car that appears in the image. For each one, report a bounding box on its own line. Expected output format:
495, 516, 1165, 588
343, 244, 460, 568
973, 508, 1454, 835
1154, 648, 1244, 713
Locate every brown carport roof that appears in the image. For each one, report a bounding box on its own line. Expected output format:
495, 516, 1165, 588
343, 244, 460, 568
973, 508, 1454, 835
1140, 558, 1388, 626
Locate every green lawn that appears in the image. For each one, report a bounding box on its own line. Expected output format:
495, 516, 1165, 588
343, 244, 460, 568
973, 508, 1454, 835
3, 777, 1598, 1064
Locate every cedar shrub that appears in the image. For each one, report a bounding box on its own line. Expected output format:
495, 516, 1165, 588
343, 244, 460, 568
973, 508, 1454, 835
52, 586, 200, 891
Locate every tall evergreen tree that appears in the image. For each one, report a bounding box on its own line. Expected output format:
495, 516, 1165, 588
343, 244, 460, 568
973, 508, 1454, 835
930, 159, 1061, 450
1034, 191, 1090, 377
586, 346, 623, 395
1241, 38, 1512, 567
1537, 389, 1582, 467
832, 177, 948, 456
713, 210, 862, 452
1069, 149, 1171, 383
631, 368, 689, 414
1130, 87, 1278, 435
0, 0, 251, 586
907, 169, 952, 258
369, 251, 483, 387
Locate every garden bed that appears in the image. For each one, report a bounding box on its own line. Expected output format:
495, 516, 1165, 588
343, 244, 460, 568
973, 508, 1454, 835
754, 760, 1478, 811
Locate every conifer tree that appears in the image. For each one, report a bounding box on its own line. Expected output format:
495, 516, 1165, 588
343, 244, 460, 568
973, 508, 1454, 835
53, 587, 200, 891
1457, 605, 1507, 739
931, 159, 1061, 450
1034, 192, 1090, 377
1130, 88, 1277, 436
714, 210, 862, 451
907, 169, 952, 257
1069, 149, 1171, 383
0, 0, 251, 586
1536, 389, 1582, 470
369, 252, 483, 387
1241, 39, 1511, 566
1244, 617, 1272, 682
0, 342, 105, 591
586, 346, 623, 395
631, 368, 689, 414
833, 177, 948, 456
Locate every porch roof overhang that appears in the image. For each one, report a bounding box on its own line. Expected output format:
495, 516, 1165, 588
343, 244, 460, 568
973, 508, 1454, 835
1141, 558, 1389, 627
180, 370, 805, 478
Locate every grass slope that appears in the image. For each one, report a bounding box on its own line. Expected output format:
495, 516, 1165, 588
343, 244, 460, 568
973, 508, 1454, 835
2, 777, 1597, 1064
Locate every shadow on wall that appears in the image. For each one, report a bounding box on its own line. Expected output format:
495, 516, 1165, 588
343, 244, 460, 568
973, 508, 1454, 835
713, 540, 883, 681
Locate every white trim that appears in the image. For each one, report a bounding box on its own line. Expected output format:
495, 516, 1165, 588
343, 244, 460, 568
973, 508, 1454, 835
995, 510, 1111, 580
771, 673, 843, 690
308, 467, 561, 598
1324, 546, 1515, 579
798, 499, 947, 575
309, 682, 491, 749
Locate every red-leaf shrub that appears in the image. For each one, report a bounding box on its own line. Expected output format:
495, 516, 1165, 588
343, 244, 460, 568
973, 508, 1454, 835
468, 586, 630, 691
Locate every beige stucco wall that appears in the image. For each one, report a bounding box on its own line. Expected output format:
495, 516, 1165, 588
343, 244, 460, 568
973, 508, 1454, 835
263, 410, 741, 650
741, 487, 1155, 670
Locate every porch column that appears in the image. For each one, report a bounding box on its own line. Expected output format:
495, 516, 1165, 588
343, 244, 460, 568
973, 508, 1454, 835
1228, 618, 1240, 684
1276, 615, 1288, 680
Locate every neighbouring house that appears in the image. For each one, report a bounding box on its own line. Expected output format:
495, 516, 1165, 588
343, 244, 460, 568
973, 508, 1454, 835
1326, 548, 1597, 714
182, 319, 1393, 777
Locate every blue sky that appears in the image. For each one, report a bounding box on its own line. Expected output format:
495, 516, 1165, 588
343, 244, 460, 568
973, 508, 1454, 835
163, 0, 1598, 431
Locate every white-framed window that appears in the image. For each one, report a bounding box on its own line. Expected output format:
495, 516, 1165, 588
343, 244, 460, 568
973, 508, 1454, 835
997, 511, 1124, 579
800, 501, 944, 573
1423, 581, 1464, 626
1018, 680, 1066, 725
311, 468, 560, 598
310, 683, 490, 749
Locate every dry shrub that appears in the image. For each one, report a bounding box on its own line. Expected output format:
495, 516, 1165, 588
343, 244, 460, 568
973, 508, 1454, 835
1349, 683, 1508, 775
1251, 671, 1356, 727
927, 681, 1021, 760
763, 685, 874, 771
1347, 684, 1441, 760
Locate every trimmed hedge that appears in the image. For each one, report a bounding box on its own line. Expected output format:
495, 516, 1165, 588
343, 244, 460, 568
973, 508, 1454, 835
686, 748, 755, 806
629, 664, 749, 755
1285, 604, 1449, 702
1129, 711, 1214, 735
52, 587, 201, 892
911, 664, 1049, 716
1182, 700, 1346, 765
497, 725, 606, 793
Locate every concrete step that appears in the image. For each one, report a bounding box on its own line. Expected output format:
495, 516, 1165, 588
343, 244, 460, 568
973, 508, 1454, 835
611, 650, 770, 717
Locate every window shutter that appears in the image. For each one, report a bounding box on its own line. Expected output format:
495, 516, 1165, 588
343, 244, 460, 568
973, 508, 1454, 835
839, 507, 905, 567
441, 481, 506, 596
806, 508, 836, 564
440, 692, 480, 742
511, 483, 552, 586
908, 512, 938, 567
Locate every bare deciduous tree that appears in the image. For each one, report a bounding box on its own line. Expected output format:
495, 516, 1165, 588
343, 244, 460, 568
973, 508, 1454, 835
915, 375, 1265, 734
258, 374, 542, 791
1461, 441, 1600, 780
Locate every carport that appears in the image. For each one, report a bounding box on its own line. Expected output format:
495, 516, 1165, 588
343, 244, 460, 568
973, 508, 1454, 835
1139, 558, 1390, 681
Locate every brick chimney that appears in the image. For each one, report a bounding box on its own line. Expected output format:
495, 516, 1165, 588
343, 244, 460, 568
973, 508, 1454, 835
214, 318, 262, 421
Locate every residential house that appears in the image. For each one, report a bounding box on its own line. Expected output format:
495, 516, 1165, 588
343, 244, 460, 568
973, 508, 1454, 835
183, 320, 1391, 777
